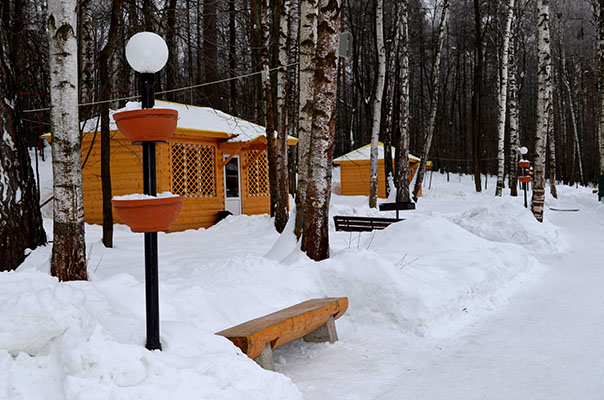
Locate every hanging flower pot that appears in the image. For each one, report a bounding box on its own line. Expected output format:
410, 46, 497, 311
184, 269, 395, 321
518, 160, 530, 168
113, 108, 178, 144
112, 194, 184, 232
519, 176, 532, 184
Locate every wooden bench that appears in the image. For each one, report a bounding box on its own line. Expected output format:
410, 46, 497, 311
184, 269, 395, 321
333, 215, 402, 232
216, 297, 348, 370
378, 201, 416, 219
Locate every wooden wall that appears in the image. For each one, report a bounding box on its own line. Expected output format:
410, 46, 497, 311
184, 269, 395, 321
81, 129, 274, 232
337, 159, 420, 198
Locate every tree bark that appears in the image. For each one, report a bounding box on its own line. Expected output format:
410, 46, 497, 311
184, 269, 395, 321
301, 0, 341, 261
412, 0, 449, 202
598, 0, 604, 200
472, 0, 483, 192
204, 0, 219, 107
78, 0, 95, 121
495, 0, 515, 196
274, 0, 291, 233
395, 0, 411, 204
508, 37, 520, 197
532, 0, 552, 222
295, 0, 318, 239
369, 0, 386, 208
48, 0, 87, 280
98, 0, 122, 248
0, 23, 47, 272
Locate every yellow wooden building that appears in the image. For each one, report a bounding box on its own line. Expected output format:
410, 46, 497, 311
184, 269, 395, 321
81, 100, 297, 231
332, 143, 427, 198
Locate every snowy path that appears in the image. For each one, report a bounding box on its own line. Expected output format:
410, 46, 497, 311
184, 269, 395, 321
280, 209, 604, 399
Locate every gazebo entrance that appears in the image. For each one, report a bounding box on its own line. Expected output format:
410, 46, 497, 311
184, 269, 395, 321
224, 155, 242, 215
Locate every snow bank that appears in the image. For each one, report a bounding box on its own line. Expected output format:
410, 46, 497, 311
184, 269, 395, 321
0, 270, 302, 400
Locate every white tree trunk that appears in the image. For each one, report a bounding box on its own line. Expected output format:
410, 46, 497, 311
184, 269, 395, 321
395, 0, 411, 203
562, 61, 584, 185
274, 0, 291, 233
532, 0, 552, 223
301, 0, 341, 261
369, 0, 386, 208
508, 38, 520, 197
495, 0, 515, 196
294, 0, 318, 238
48, 0, 87, 280
412, 0, 449, 201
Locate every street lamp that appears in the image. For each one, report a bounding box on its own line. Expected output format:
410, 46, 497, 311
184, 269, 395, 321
125, 32, 169, 351
518, 146, 531, 209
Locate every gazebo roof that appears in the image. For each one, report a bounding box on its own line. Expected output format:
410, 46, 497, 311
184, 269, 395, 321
81, 100, 295, 144
333, 143, 421, 164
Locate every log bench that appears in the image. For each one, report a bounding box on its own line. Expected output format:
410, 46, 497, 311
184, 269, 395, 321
216, 297, 348, 370
378, 201, 416, 219
333, 215, 402, 232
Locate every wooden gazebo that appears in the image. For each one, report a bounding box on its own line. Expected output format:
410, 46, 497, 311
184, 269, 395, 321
80, 101, 297, 231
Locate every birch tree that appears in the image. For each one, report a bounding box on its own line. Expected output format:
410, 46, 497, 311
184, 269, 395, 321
295, 0, 318, 238
300, 0, 341, 261
274, 0, 291, 233
369, 0, 386, 208
598, 0, 604, 200
48, 0, 87, 280
508, 37, 520, 197
0, 23, 47, 272
532, 0, 552, 222
495, 0, 515, 196
395, 0, 411, 203
413, 0, 449, 201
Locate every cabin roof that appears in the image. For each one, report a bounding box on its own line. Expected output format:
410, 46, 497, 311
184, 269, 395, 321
333, 143, 421, 164
81, 100, 295, 144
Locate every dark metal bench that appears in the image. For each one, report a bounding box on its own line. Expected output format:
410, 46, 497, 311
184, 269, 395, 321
378, 201, 416, 219
333, 215, 402, 232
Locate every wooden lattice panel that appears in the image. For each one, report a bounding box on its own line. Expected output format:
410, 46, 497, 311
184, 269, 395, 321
171, 142, 216, 197
246, 150, 269, 197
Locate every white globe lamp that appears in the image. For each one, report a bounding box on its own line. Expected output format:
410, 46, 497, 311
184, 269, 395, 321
125, 32, 169, 73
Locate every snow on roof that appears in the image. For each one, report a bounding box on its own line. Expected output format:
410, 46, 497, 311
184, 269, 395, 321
81, 100, 274, 143
333, 143, 421, 163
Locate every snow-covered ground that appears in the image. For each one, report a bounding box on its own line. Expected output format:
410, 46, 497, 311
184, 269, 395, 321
2, 153, 604, 399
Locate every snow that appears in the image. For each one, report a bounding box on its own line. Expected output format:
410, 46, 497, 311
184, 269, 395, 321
333, 142, 420, 162
82, 101, 288, 144
8, 154, 604, 399
112, 192, 179, 200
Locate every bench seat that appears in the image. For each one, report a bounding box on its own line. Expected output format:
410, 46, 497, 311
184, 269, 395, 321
333, 215, 402, 232
216, 297, 348, 370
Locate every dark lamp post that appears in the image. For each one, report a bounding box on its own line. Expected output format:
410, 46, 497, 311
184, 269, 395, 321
125, 32, 169, 351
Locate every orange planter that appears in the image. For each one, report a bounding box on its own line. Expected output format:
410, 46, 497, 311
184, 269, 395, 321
112, 195, 184, 232
518, 160, 530, 168
113, 108, 178, 144
519, 176, 532, 183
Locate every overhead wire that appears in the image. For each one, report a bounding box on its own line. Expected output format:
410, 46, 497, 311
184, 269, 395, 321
22, 61, 300, 114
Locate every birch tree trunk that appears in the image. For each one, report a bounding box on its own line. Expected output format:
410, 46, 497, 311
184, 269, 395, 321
395, 0, 411, 203
287, 0, 300, 196
369, 0, 386, 208
78, 0, 94, 121
532, 0, 552, 223
294, 0, 318, 238
598, 0, 604, 200
508, 37, 520, 197
383, 1, 402, 197
495, 0, 515, 196
301, 0, 341, 261
48, 0, 87, 280
0, 23, 47, 272
259, 0, 281, 227
412, 0, 449, 202
548, 83, 557, 198
274, 0, 291, 233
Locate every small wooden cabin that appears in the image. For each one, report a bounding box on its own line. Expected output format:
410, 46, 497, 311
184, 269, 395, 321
81, 100, 297, 231
332, 143, 428, 198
